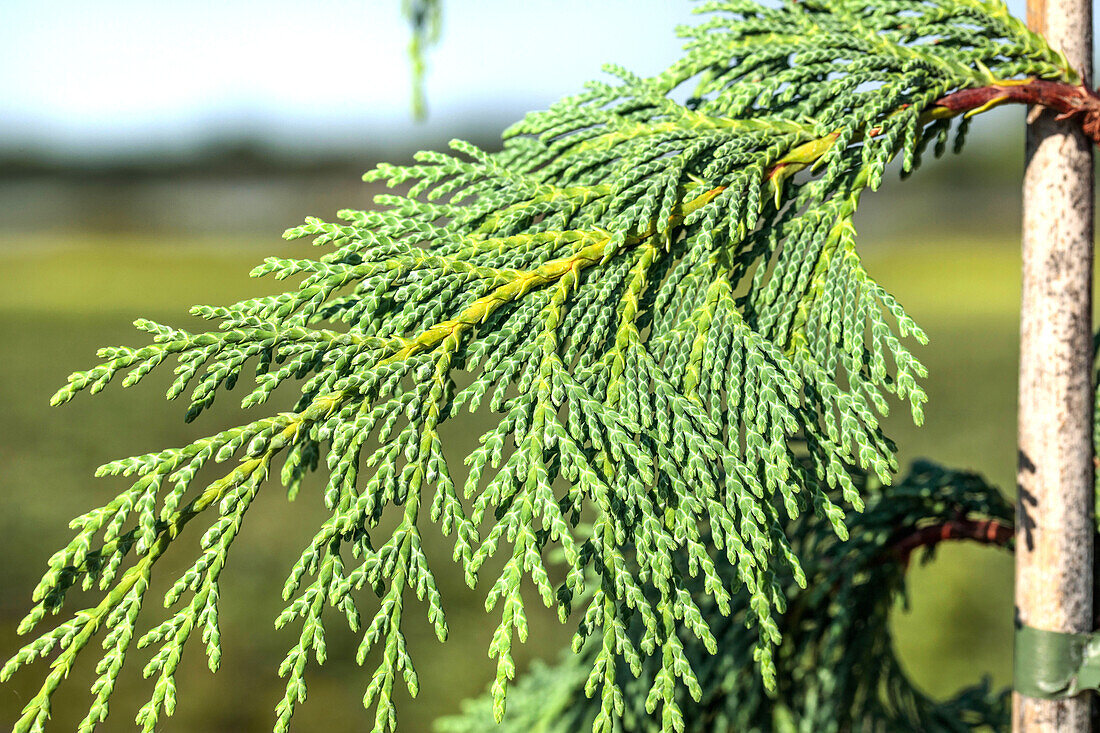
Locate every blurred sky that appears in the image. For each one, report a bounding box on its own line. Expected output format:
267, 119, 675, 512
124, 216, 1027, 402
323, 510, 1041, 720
1, 1, 701, 160
0, 0, 1075, 162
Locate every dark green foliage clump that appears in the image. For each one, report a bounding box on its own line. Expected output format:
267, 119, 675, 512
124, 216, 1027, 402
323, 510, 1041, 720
0, 1, 1072, 732
438, 460, 1013, 733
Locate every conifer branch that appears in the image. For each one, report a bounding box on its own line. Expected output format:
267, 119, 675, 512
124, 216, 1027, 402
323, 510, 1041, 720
438, 460, 1015, 732
1, 1, 1084, 731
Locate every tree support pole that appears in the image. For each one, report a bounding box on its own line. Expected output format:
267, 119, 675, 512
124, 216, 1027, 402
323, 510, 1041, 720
1015, 0, 1095, 729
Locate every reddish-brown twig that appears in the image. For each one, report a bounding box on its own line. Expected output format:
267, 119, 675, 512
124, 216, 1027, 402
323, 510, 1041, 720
890, 518, 1014, 567
932, 79, 1100, 142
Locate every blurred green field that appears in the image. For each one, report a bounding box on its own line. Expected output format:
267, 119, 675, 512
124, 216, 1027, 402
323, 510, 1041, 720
0, 232, 1022, 731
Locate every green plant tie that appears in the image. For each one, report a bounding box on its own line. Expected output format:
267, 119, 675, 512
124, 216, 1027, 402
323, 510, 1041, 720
1015, 625, 1100, 698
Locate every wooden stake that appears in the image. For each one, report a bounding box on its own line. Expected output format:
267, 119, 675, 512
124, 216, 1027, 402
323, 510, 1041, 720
1015, 0, 1094, 729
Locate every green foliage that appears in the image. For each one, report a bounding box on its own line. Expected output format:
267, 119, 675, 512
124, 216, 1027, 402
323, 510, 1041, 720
0, 1, 1073, 732
437, 459, 1014, 733
404, 0, 443, 119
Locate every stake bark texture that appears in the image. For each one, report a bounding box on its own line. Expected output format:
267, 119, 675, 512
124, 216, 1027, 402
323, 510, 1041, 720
1016, 0, 1095, 729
